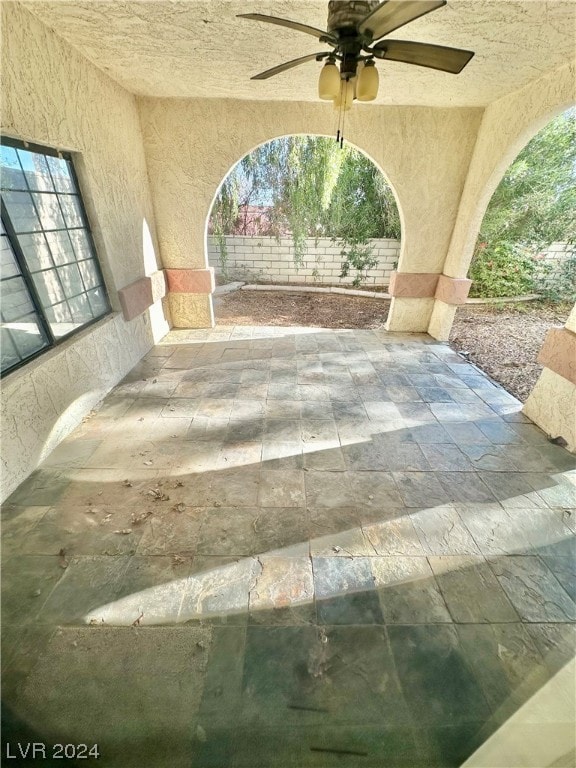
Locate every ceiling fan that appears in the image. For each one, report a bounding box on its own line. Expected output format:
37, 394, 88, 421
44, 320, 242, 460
238, 1, 474, 110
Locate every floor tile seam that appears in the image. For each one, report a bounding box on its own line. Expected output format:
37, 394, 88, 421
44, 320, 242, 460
425, 554, 522, 625
32, 552, 131, 625
393, 623, 499, 725
417, 556, 456, 620
533, 552, 576, 611
307, 552, 321, 626
378, 623, 420, 732
481, 552, 576, 619
451, 505, 504, 560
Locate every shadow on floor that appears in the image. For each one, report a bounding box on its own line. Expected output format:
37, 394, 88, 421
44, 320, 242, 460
2, 328, 575, 767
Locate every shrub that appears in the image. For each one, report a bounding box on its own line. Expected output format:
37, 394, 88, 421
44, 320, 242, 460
338, 240, 378, 288
468, 242, 536, 298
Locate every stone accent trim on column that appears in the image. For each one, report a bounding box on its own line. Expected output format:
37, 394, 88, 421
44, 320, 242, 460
435, 275, 472, 305
537, 327, 576, 386
117, 270, 168, 321
118, 276, 152, 321
165, 268, 215, 294
388, 272, 439, 298
150, 270, 168, 303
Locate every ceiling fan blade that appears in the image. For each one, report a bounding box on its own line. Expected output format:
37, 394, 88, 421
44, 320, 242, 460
358, 0, 446, 41
237, 13, 335, 42
372, 39, 474, 73
251, 53, 328, 80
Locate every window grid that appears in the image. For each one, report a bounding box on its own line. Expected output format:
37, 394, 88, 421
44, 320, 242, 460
0, 232, 51, 368
1, 137, 111, 376
10, 147, 93, 324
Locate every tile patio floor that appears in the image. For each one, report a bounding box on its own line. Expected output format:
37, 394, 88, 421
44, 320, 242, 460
2, 325, 575, 767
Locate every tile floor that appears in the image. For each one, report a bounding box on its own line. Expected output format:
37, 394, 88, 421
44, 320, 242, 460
2, 326, 575, 768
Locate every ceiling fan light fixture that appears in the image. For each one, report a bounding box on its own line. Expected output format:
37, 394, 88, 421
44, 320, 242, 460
356, 59, 379, 101
318, 61, 341, 100
332, 79, 354, 110
344, 78, 355, 110
240, 0, 475, 142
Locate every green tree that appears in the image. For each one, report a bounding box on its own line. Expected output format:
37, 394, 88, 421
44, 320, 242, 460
210, 136, 400, 280
470, 108, 576, 298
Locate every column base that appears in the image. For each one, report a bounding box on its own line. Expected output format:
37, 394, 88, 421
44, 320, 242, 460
385, 297, 435, 332
428, 301, 458, 341
523, 368, 576, 452
168, 293, 214, 329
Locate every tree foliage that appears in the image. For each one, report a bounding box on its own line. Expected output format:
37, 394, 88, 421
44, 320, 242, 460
471, 108, 576, 298
210, 136, 400, 276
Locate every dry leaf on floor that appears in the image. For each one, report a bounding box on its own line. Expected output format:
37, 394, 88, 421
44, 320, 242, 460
131, 509, 152, 525
173, 502, 186, 513
122, 479, 133, 487
172, 555, 186, 565
147, 488, 169, 501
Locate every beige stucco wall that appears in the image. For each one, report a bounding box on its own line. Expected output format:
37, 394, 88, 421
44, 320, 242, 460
428, 60, 576, 340
139, 97, 482, 327
0, 3, 169, 501
523, 299, 576, 453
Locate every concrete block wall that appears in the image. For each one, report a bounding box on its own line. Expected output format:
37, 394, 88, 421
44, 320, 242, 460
208, 235, 401, 287
535, 242, 575, 294
537, 241, 574, 269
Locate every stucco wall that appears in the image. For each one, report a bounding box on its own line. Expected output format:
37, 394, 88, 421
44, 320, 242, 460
1, 3, 168, 501
139, 97, 482, 328
208, 235, 400, 286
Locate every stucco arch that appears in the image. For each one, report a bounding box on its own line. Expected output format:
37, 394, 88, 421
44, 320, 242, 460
443, 61, 576, 282
204, 132, 405, 267
428, 60, 576, 340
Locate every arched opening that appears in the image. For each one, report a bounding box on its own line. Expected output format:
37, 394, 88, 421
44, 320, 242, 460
205, 135, 403, 329
450, 107, 575, 403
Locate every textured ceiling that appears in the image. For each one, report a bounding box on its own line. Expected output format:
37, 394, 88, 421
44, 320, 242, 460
23, 0, 576, 106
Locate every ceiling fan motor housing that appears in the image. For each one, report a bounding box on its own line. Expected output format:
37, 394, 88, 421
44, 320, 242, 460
327, 1, 379, 33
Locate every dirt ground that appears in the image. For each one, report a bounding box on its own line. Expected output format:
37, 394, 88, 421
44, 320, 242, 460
214, 289, 570, 403
215, 289, 389, 329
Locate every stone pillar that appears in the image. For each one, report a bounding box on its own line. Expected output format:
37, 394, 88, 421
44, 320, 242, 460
165, 268, 215, 328
523, 303, 576, 452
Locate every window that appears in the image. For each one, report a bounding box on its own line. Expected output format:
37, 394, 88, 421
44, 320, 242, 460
0, 138, 110, 375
